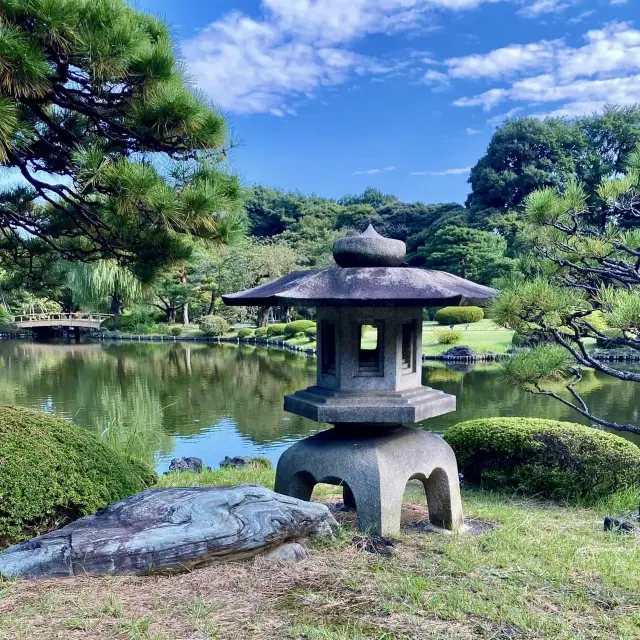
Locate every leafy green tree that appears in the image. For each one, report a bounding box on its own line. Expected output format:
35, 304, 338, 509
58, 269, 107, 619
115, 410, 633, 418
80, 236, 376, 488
575, 105, 640, 194
338, 187, 398, 208
0, 0, 243, 279
494, 148, 640, 434
215, 240, 297, 326
68, 260, 145, 329
244, 187, 306, 237
467, 118, 582, 210
413, 225, 512, 284
281, 201, 342, 268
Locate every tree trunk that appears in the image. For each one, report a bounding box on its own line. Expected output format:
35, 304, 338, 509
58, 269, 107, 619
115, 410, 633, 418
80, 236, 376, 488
258, 306, 271, 328
111, 294, 122, 331
168, 307, 176, 324
181, 274, 190, 326
207, 290, 216, 315
183, 300, 189, 326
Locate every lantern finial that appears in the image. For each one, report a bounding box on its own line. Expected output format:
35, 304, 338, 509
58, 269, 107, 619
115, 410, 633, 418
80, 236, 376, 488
332, 225, 406, 268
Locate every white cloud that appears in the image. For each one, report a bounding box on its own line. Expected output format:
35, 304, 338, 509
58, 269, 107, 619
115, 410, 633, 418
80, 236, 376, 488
352, 166, 396, 176
610, 0, 628, 4
449, 22, 640, 118
518, 0, 577, 18
466, 127, 482, 134
445, 40, 560, 79
183, 0, 505, 115
423, 69, 451, 87
568, 9, 595, 23
410, 167, 471, 175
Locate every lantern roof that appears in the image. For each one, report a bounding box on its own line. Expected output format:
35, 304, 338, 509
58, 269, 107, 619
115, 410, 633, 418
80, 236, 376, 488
223, 225, 496, 308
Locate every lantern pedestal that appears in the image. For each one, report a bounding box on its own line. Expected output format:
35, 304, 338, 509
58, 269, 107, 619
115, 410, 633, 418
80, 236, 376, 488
274, 425, 463, 537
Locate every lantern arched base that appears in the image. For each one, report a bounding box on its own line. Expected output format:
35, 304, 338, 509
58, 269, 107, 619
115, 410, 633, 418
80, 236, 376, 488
274, 425, 463, 537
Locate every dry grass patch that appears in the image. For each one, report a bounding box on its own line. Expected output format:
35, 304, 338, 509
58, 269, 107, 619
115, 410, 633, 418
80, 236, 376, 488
1, 478, 640, 638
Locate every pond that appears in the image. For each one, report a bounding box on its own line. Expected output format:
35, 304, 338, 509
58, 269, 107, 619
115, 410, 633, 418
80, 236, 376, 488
0, 339, 638, 472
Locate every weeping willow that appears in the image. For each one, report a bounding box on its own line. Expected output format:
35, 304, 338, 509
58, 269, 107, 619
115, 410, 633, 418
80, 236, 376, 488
67, 260, 145, 328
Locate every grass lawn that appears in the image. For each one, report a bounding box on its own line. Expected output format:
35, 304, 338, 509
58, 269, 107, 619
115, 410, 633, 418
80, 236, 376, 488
1, 467, 639, 639
266, 319, 514, 357
421, 319, 514, 356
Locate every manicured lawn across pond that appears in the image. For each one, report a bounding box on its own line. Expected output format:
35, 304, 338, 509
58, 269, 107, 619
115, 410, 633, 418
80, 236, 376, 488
274, 319, 514, 356
421, 319, 514, 356
1, 466, 639, 639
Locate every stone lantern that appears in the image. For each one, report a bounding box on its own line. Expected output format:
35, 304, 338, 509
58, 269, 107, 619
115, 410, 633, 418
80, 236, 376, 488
224, 226, 494, 536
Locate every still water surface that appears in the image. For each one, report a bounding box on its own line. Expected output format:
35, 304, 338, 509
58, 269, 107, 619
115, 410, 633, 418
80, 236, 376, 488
0, 340, 638, 471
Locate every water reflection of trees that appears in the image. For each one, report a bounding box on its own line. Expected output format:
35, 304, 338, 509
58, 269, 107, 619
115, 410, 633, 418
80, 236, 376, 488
0, 341, 319, 464
422, 363, 640, 446
0, 341, 637, 468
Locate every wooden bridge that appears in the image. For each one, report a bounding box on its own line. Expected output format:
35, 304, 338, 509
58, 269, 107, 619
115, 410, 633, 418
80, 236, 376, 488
11, 313, 111, 331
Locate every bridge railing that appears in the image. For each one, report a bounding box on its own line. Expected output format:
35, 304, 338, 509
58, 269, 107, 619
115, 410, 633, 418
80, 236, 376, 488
11, 313, 112, 324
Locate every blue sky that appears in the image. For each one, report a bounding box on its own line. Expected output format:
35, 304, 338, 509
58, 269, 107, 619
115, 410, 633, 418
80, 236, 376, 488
137, 0, 637, 204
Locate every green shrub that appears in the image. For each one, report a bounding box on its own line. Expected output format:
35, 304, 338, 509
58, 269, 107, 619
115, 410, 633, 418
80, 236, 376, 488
238, 328, 255, 339
151, 323, 171, 335
434, 328, 463, 344
283, 320, 316, 338
108, 312, 157, 333
435, 306, 484, 325
305, 327, 317, 340
0, 405, 156, 546
199, 315, 230, 337
255, 327, 268, 338
266, 323, 287, 338
170, 326, 182, 337
444, 417, 640, 502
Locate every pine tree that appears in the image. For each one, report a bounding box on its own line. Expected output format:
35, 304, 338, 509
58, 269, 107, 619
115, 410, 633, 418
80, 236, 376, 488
494, 148, 640, 434
0, 0, 244, 279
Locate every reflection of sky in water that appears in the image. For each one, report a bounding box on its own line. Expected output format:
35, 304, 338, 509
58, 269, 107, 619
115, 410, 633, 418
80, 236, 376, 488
156, 417, 316, 473
0, 340, 638, 473
156, 416, 304, 472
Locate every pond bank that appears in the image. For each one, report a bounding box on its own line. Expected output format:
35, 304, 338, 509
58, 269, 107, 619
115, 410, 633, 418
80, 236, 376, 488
5, 329, 640, 362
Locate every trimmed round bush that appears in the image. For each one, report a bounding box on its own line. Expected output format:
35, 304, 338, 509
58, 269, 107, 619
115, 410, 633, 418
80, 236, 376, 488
305, 327, 317, 340
170, 326, 182, 337
435, 306, 484, 326
199, 315, 230, 337
283, 320, 316, 338
238, 328, 255, 339
266, 323, 287, 338
444, 417, 640, 502
434, 328, 462, 345
255, 327, 268, 338
0, 405, 156, 546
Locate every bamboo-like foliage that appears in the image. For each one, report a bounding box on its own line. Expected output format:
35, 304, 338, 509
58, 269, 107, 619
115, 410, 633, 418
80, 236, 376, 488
0, 0, 244, 279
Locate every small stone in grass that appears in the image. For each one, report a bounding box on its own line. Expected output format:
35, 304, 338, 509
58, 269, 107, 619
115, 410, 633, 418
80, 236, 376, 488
604, 516, 636, 533
168, 457, 205, 473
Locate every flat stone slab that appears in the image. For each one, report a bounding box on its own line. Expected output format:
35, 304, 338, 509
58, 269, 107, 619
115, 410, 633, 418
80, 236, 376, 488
284, 385, 456, 424
0, 485, 337, 580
